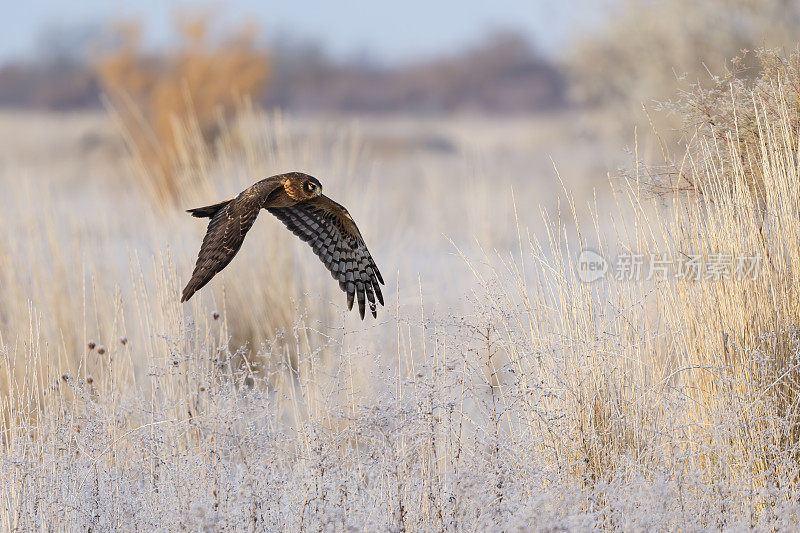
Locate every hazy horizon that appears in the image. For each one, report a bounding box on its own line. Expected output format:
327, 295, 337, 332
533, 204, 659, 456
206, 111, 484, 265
2, 0, 608, 65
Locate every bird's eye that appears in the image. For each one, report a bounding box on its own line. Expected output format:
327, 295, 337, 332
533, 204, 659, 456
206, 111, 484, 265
304, 182, 316, 193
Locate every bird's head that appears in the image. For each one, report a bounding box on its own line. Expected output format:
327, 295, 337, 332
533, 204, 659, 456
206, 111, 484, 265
283, 172, 323, 201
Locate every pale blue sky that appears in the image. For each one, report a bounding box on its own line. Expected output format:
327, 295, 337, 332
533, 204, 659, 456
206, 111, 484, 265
1, 1, 609, 64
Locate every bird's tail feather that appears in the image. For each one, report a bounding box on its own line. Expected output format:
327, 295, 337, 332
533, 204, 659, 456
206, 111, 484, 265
187, 198, 234, 218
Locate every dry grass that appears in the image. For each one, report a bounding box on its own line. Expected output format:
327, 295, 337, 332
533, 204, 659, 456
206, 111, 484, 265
4, 50, 800, 529
95, 15, 270, 205
0, 108, 374, 401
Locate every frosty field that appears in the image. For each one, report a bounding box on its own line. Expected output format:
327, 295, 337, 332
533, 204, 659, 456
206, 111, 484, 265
2, 96, 800, 531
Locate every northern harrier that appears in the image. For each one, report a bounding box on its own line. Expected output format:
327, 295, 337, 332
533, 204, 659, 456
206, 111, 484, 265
181, 172, 384, 318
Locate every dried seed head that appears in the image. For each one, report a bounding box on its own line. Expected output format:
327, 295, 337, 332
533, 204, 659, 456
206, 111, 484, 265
61, 373, 70, 382
97, 345, 106, 355
212, 311, 220, 320
86, 375, 94, 384
199, 386, 206, 392
87, 340, 96, 350
120, 336, 128, 345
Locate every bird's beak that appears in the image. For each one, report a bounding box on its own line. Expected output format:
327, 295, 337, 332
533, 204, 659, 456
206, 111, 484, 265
317, 188, 323, 197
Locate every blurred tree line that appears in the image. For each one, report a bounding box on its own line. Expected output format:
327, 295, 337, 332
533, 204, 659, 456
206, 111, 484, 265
5, 0, 797, 129
0, 19, 565, 114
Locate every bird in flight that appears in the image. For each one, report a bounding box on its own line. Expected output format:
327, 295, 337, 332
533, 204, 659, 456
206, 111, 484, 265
181, 172, 384, 318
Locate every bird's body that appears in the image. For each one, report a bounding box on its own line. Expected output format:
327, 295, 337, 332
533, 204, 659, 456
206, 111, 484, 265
182, 172, 384, 318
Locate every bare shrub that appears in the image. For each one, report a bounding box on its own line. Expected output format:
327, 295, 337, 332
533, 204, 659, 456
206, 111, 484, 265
569, 0, 800, 129
660, 49, 800, 201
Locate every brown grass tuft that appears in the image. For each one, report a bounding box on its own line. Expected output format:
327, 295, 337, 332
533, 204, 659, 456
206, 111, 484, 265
94, 15, 271, 205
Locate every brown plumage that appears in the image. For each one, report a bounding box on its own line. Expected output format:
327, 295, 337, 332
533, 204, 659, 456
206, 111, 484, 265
181, 172, 384, 319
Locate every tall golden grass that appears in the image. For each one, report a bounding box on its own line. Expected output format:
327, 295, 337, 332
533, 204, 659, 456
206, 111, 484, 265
535, 49, 800, 486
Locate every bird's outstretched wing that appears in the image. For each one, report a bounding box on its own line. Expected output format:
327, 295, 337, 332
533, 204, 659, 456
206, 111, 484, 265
268, 196, 384, 318
181, 195, 263, 302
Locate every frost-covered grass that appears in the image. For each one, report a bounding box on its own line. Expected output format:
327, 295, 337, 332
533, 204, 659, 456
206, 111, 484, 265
4, 57, 800, 529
